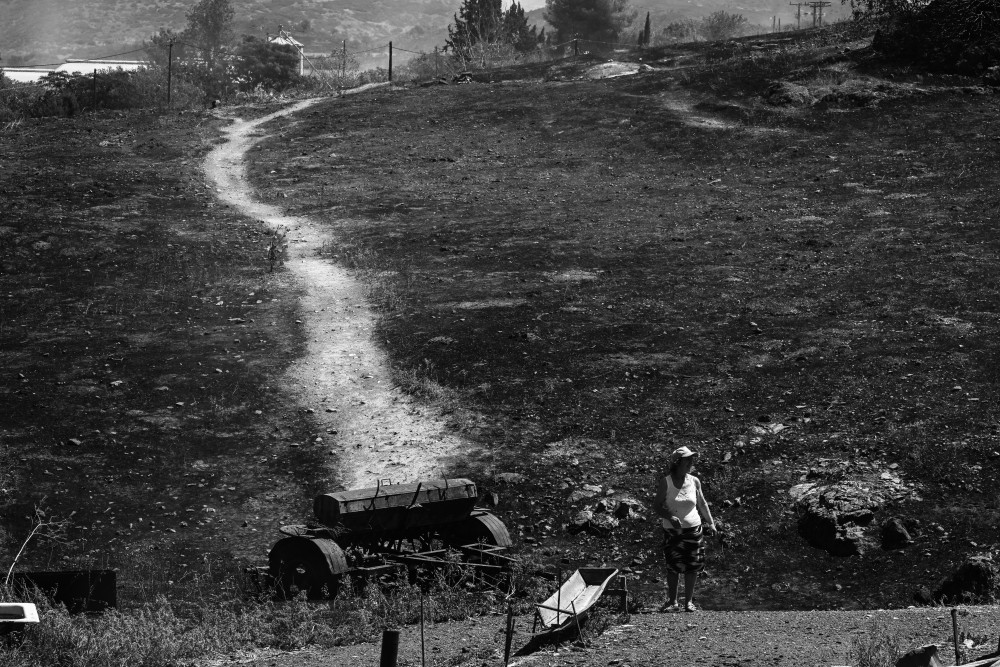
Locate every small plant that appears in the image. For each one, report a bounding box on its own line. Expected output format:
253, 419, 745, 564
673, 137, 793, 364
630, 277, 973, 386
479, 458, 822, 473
851, 616, 903, 667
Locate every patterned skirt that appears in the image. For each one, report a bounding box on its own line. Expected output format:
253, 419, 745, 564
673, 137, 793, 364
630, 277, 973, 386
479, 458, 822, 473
662, 524, 706, 573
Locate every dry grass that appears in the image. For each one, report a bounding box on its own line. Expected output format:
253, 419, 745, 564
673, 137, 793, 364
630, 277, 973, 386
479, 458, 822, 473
851, 616, 904, 667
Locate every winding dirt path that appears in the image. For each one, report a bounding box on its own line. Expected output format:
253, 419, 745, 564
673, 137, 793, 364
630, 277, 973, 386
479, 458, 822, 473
203, 96, 473, 491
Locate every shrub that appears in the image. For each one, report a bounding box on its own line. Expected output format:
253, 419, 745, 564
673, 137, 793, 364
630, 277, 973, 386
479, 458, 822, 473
851, 616, 903, 667
878, 0, 1000, 73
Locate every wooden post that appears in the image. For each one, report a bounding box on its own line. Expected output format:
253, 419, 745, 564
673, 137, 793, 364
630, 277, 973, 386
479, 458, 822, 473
380, 629, 400, 667
434, 46, 439, 78
420, 592, 426, 667
952, 608, 961, 665
388, 41, 393, 82
92, 70, 98, 110
622, 575, 630, 620
167, 39, 174, 107
556, 568, 562, 627
341, 39, 346, 80
570, 601, 584, 642
503, 605, 515, 666
573, 38, 579, 56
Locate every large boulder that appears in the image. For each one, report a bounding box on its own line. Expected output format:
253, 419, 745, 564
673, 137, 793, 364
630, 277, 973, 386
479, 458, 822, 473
795, 481, 884, 556
932, 554, 1000, 604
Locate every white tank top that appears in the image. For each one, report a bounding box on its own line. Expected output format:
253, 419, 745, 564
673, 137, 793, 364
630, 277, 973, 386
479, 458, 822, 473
661, 474, 700, 530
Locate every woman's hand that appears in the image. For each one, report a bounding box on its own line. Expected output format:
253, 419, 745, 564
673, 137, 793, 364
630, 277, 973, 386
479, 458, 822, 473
668, 516, 682, 529
703, 523, 717, 536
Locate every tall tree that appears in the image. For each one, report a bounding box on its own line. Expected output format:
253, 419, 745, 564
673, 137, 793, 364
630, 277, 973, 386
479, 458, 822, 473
640, 11, 651, 46
446, 0, 537, 55
184, 0, 235, 70
503, 2, 539, 52
446, 0, 504, 54
545, 0, 635, 44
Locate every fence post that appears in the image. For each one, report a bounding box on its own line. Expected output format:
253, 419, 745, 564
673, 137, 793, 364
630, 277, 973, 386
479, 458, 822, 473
574, 38, 579, 56
379, 629, 400, 667
434, 46, 438, 78
341, 39, 346, 80
92, 71, 98, 111
388, 41, 393, 82
167, 39, 174, 108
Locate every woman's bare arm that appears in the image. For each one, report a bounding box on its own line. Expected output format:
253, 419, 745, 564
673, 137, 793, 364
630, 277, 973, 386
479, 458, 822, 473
694, 477, 716, 534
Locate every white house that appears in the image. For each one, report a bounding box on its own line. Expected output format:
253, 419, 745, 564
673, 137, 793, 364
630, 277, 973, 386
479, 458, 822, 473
2, 60, 146, 84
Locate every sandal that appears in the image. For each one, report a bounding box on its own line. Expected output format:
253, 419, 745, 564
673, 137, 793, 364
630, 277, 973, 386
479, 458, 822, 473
659, 601, 680, 613
684, 602, 698, 612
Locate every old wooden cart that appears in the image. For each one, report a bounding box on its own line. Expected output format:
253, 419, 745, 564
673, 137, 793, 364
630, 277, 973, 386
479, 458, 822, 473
268, 478, 514, 599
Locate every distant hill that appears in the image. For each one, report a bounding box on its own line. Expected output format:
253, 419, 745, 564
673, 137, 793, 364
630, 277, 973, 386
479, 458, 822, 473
0, 0, 458, 66
0, 0, 851, 67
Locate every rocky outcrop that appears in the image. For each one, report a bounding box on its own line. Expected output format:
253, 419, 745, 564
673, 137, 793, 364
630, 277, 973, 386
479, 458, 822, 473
794, 481, 886, 556
932, 554, 1000, 604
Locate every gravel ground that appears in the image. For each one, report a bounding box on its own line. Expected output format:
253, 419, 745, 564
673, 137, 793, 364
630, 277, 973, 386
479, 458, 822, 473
213, 606, 1000, 667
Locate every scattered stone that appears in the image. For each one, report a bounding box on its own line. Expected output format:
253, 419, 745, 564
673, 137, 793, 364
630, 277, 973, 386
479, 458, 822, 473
568, 485, 602, 503
567, 508, 618, 538
567, 509, 595, 535
613, 496, 647, 520
495, 472, 525, 484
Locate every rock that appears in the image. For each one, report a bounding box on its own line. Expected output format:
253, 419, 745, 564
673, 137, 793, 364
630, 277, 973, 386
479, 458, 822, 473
764, 81, 815, 107
795, 481, 884, 556
881, 517, 913, 550
594, 498, 614, 514
496, 472, 526, 484
897, 644, 943, 667
912, 585, 934, 606
614, 496, 646, 519
985, 66, 1000, 86
566, 508, 618, 538
567, 509, 595, 535
933, 553, 1000, 604
588, 513, 619, 537
568, 485, 602, 503
789, 482, 817, 501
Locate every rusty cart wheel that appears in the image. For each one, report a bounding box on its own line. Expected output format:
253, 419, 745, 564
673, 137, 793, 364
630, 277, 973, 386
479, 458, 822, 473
443, 511, 513, 548
268, 537, 345, 600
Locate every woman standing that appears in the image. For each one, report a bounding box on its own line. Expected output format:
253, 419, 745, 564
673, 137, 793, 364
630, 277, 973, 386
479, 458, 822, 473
654, 446, 716, 612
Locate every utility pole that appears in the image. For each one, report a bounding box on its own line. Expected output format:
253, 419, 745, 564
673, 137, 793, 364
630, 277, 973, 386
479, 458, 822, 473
805, 1, 831, 27
167, 38, 174, 108
341, 40, 346, 80
790, 2, 806, 30
388, 41, 392, 82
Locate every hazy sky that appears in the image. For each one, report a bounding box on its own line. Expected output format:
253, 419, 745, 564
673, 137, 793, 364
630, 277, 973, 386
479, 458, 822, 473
519, 0, 546, 9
